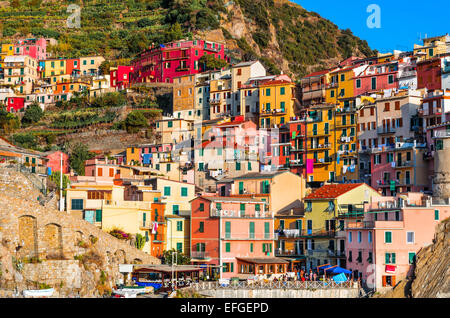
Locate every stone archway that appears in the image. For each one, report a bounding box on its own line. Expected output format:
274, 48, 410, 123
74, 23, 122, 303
114, 249, 126, 264
18, 215, 38, 259
41, 223, 63, 260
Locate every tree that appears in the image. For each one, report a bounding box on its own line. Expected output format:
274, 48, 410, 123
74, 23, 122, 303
198, 54, 228, 72
164, 22, 183, 43
162, 249, 191, 265
134, 233, 146, 250
124, 110, 148, 133
48, 170, 70, 195
21, 101, 43, 126
69, 142, 95, 176
0, 106, 20, 133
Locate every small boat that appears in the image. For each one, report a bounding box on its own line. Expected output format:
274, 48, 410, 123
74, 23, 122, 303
23, 288, 54, 297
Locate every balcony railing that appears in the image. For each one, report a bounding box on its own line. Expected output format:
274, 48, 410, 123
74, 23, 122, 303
275, 229, 302, 238
377, 127, 396, 134
310, 143, 332, 150
395, 161, 413, 168
190, 251, 210, 259
345, 221, 375, 229
210, 209, 274, 219
433, 130, 450, 138
275, 249, 304, 256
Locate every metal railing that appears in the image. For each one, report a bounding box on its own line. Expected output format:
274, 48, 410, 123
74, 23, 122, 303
192, 280, 356, 290
190, 251, 209, 259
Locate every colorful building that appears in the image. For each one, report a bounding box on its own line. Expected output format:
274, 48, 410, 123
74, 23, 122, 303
44, 150, 69, 174
3, 55, 39, 95
130, 39, 227, 84
303, 183, 381, 271
110, 65, 134, 90
190, 196, 286, 280
344, 193, 450, 290
14, 38, 47, 61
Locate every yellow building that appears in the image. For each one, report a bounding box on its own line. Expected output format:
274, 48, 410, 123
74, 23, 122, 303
66, 184, 154, 254
42, 59, 67, 83
259, 79, 296, 129
165, 215, 190, 256
302, 183, 381, 270
414, 34, 450, 60
0, 43, 14, 69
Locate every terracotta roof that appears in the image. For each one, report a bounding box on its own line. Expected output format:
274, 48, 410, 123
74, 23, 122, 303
303, 70, 329, 78
304, 183, 365, 200
259, 79, 293, 87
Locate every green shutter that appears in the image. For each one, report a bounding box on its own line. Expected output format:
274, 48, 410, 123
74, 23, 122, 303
249, 222, 255, 238
435, 210, 439, 220
95, 210, 102, 222
164, 186, 171, 196
265, 222, 270, 239
255, 204, 260, 212
176, 242, 183, 252
177, 221, 183, 231
385, 231, 392, 243
199, 203, 204, 211
239, 182, 244, 194
250, 243, 253, 253
225, 242, 230, 252
230, 262, 234, 273
199, 222, 204, 233
385, 253, 390, 264
216, 203, 222, 211
225, 222, 231, 238
392, 253, 396, 264
181, 187, 188, 197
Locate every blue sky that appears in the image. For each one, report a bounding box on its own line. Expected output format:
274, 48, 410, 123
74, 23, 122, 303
293, 0, 449, 53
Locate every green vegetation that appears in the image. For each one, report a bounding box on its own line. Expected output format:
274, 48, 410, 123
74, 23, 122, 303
162, 249, 191, 265
21, 101, 44, 127
68, 142, 96, 175
0, 107, 20, 133
0, 0, 373, 79
199, 54, 228, 71
48, 170, 70, 194
134, 233, 146, 250
12, 132, 38, 150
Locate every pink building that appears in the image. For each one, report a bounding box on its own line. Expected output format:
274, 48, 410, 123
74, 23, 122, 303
130, 39, 227, 84
344, 193, 450, 291
110, 66, 134, 90
45, 151, 69, 174
354, 61, 399, 96
15, 38, 47, 61
190, 196, 287, 280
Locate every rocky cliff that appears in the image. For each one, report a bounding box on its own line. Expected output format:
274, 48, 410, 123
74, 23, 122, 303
0, 166, 160, 297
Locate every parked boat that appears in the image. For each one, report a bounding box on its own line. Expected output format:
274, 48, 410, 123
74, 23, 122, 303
23, 288, 54, 297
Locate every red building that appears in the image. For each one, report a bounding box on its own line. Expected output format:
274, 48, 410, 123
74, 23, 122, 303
110, 66, 134, 90
65, 58, 81, 78
354, 61, 399, 96
417, 58, 442, 91
45, 150, 69, 174
130, 39, 227, 84
6, 97, 25, 112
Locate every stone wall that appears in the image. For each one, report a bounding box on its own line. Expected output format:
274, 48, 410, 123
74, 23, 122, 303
0, 167, 161, 297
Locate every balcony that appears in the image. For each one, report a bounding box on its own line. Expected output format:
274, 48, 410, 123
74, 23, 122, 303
395, 161, 413, 169
140, 221, 152, 230
300, 229, 335, 238
433, 130, 450, 139
290, 159, 305, 167
336, 121, 355, 128
290, 147, 305, 153
335, 107, 357, 114
152, 234, 164, 243
313, 158, 332, 165
338, 136, 355, 143
310, 129, 332, 137
345, 221, 375, 230
275, 229, 302, 238
260, 108, 287, 116
210, 209, 274, 219
275, 249, 304, 257
310, 143, 332, 150
377, 127, 396, 135
190, 251, 210, 260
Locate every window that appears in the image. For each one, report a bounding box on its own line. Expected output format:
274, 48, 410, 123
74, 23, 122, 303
340, 74, 345, 82
348, 232, 353, 242
177, 221, 183, 231
225, 242, 231, 253
371, 77, 377, 90
71, 199, 83, 210
408, 252, 416, 265
235, 162, 241, 171
176, 242, 183, 253
385, 253, 396, 264
216, 203, 222, 211
435, 209, 439, 220
264, 222, 270, 239
199, 222, 204, 233
356, 79, 361, 88
173, 205, 179, 215
357, 231, 362, 243
199, 203, 204, 211
249, 222, 255, 239
385, 231, 392, 243
406, 232, 415, 244
164, 186, 171, 196
250, 243, 254, 253
266, 88, 271, 96
181, 187, 188, 197
330, 90, 335, 98
388, 75, 394, 84
280, 87, 285, 95
167, 121, 173, 128
368, 231, 373, 243
225, 222, 231, 239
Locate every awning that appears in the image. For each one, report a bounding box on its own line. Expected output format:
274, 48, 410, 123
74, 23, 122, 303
385, 265, 397, 274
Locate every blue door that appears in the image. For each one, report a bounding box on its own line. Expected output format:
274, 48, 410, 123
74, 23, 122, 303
84, 210, 95, 224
